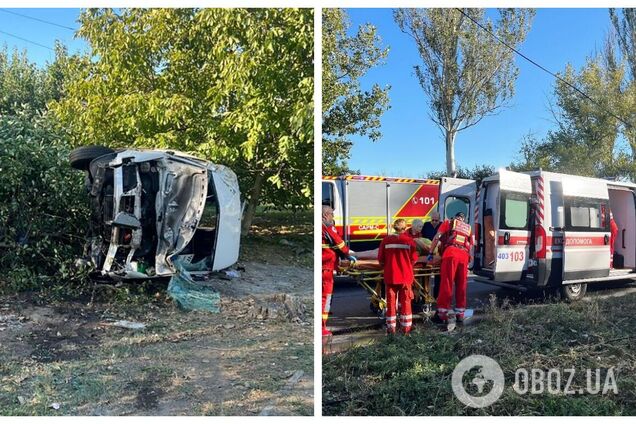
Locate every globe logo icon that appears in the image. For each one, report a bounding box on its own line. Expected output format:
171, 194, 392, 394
452, 355, 505, 408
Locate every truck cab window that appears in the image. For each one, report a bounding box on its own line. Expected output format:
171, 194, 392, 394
322, 181, 334, 209
444, 196, 470, 223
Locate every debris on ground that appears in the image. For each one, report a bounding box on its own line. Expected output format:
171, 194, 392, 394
111, 320, 146, 330
167, 262, 221, 313
0, 314, 25, 331
223, 269, 241, 279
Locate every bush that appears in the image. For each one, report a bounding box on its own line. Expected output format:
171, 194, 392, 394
0, 110, 90, 294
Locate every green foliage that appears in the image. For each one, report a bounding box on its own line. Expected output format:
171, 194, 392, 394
0, 43, 70, 115
0, 111, 90, 294
426, 164, 496, 184
512, 50, 636, 179
52, 8, 314, 234
394, 8, 534, 175
322, 8, 390, 175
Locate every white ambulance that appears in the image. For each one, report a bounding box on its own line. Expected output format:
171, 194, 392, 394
322, 175, 440, 252
440, 169, 636, 300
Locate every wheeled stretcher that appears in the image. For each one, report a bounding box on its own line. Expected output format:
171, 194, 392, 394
338, 257, 441, 316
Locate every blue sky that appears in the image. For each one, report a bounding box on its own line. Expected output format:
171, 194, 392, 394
0, 8, 85, 66
345, 8, 613, 178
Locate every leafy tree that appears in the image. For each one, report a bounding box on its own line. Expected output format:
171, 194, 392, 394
0, 111, 89, 294
513, 44, 636, 179
426, 164, 495, 184
610, 8, 636, 80
609, 8, 636, 152
394, 8, 534, 176
322, 8, 390, 175
0, 42, 70, 115
52, 8, 314, 235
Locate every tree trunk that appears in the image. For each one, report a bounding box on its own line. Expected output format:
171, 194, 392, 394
241, 172, 265, 236
445, 130, 457, 177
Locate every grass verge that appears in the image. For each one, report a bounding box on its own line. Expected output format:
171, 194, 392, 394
323, 293, 636, 416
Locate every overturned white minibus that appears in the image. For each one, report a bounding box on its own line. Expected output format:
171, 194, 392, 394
440, 170, 636, 300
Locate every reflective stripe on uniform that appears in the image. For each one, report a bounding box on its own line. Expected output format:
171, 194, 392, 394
335, 241, 345, 249
321, 244, 330, 248
385, 243, 410, 249
324, 295, 332, 313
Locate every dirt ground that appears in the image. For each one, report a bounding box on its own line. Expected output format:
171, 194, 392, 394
0, 259, 313, 416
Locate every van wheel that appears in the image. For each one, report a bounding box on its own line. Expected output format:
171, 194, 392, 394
69, 145, 115, 170
560, 283, 587, 301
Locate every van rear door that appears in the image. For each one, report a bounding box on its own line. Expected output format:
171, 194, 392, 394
439, 176, 476, 226
561, 176, 610, 281
493, 170, 533, 282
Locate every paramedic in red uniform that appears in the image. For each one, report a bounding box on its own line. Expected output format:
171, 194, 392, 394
378, 219, 419, 334
322, 205, 355, 337
429, 211, 473, 325
610, 211, 618, 268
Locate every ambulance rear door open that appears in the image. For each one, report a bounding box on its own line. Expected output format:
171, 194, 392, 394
439, 177, 476, 223
561, 176, 611, 282
491, 170, 533, 282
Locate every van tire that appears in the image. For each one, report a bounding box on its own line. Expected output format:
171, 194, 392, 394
559, 283, 587, 301
69, 145, 115, 170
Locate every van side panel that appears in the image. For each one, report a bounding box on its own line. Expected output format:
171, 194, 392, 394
560, 175, 611, 281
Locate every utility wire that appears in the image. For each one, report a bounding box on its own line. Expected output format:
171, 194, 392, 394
456, 8, 634, 130
0, 29, 53, 51
0, 8, 76, 31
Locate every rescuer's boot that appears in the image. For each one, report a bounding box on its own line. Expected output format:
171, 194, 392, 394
430, 311, 447, 326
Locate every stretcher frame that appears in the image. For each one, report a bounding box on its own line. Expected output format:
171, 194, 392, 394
338, 261, 441, 316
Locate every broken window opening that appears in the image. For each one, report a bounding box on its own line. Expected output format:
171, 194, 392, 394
181, 175, 219, 264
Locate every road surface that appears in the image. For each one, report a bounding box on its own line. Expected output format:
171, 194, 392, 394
328, 276, 636, 333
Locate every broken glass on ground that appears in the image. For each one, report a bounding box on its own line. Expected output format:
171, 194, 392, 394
167, 260, 221, 313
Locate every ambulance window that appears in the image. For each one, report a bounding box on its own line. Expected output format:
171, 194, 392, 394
444, 196, 470, 223
322, 182, 334, 209
566, 199, 608, 231
500, 192, 529, 230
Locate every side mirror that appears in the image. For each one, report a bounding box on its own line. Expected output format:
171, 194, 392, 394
112, 212, 141, 229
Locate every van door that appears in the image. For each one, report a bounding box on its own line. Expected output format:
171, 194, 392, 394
439, 177, 476, 225
493, 170, 532, 282
561, 177, 610, 281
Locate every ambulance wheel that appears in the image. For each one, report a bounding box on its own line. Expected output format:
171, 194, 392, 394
560, 283, 587, 302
